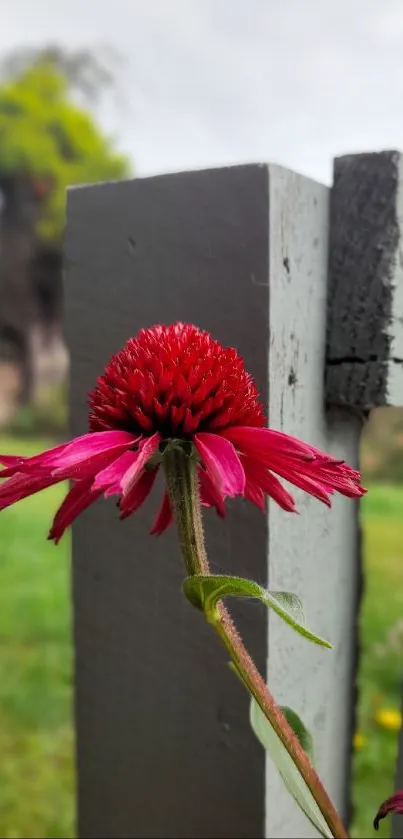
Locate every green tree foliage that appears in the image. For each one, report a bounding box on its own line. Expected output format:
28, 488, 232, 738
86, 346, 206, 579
0, 59, 130, 239
0, 44, 121, 106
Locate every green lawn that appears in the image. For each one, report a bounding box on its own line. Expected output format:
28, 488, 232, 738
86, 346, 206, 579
0, 435, 401, 837
0, 436, 73, 838
352, 486, 403, 838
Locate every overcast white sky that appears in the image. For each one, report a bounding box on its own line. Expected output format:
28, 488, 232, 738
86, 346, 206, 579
2, 0, 403, 184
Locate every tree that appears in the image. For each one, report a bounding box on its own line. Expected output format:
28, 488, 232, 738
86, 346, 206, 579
0, 49, 131, 420
0, 44, 122, 107
0, 57, 130, 239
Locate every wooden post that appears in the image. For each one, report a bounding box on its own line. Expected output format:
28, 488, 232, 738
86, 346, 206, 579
64, 158, 401, 838
327, 150, 403, 411
66, 167, 269, 839
263, 167, 361, 836
326, 151, 403, 839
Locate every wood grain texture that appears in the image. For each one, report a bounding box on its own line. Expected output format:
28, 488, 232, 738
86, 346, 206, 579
326, 150, 403, 411
266, 166, 362, 837
65, 166, 269, 839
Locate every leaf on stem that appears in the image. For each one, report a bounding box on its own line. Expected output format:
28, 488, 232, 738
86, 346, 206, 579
280, 706, 314, 760
183, 574, 331, 648
250, 698, 334, 838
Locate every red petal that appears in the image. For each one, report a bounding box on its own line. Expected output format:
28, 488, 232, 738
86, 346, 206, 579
150, 490, 173, 535
51, 431, 138, 478
53, 430, 136, 464
48, 479, 103, 544
121, 433, 161, 496
243, 477, 265, 511
0, 471, 60, 511
222, 426, 315, 460
267, 460, 333, 506
119, 468, 157, 519
374, 789, 403, 829
225, 425, 365, 504
92, 450, 139, 492
1, 431, 137, 479
194, 432, 245, 497
0, 445, 69, 477
198, 466, 226, 516
242, 456, 297, 512
0, 454, 27, 470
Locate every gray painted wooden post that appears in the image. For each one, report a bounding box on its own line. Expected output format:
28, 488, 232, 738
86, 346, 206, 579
64, 157, 401, 838
263, 168, 360, 837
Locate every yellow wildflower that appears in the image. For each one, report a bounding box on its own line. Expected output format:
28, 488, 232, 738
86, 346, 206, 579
374, 708, 402, 732
353, 732, 366, 750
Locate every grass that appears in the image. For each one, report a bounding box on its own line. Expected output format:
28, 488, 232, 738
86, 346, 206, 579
351, 486, 403, 838
0, 436, 73, 838
0, 435, 401, 837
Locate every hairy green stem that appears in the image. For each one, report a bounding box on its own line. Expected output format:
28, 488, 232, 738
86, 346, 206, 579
165, 446, 348, 839
163, 444, 209, 577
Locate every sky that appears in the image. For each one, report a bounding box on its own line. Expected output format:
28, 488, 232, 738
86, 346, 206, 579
2, 0, 403, 185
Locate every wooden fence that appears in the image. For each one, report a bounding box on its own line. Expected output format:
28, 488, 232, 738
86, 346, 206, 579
64, 151, 403, 838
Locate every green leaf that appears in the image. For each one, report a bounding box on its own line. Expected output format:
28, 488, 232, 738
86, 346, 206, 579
280, 706, 314, 761
183, 575, 331, 648
250, 699, 334, 838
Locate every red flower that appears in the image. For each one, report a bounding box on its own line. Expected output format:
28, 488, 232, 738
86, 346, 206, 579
0, 323, 365, 542
374, 790, 403, 829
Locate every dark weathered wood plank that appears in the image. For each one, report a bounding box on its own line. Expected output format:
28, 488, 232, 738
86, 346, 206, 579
327, 150, 403, 411
65, 166, 269, 839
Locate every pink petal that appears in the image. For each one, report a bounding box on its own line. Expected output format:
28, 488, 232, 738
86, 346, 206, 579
258, 471, 298, 511
0, 454, 27, 469
242, 456, 297, 512
266, 460, 333, 506
198, 466, 226, 516
222, 426, 315, 460
0, 431, 138, 479
307, 462, 365, 497
262, 450, 365, 502
92, 451, 139, 493
119, 467, 158, 519
48, 479, 103, 544
243, 477, 265, 510
51, 431, 138, 473
52, 450, 130, 481
225, 425, 365, 505
121, 433, 161, 496
150, 490, 173, 535
194, 432, 245, 497
0, 443, 70, 477
0, 471, 60, 511
104, 482, 122, 498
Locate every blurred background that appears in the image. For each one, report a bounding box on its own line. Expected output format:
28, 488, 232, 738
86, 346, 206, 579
0, 1, 402, 837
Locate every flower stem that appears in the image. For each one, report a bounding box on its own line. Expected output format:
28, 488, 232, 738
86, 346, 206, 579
165, 446, 348, 839
212, 607, 348, 839
163, 444, 210, 577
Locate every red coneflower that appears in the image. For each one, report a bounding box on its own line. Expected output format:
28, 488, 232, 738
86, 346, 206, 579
0, 322, 365, 543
